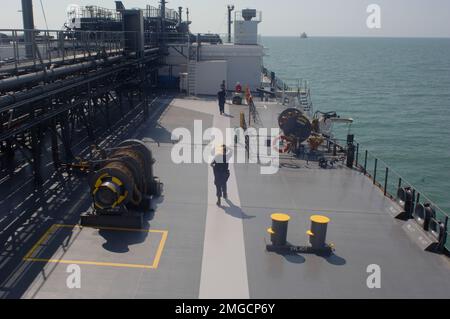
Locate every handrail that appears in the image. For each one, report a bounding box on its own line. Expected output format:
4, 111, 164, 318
262, 66, 291, 91
0, 29, 133, 77
346, 138, 449, 252
354, 143, 448, 217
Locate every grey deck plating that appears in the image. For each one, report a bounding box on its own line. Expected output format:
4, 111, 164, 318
2, 96, 449, 299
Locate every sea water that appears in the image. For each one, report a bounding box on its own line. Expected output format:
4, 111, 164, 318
262, 37, 450, 213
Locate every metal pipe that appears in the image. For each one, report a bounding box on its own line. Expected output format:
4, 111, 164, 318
178, 7, 183, 24
228, 5, 235, 43
160, 0, 167, 51
0, 48, 159, 105
363, 150, 368, 175
0, 49, 122, 75
0, 55, 122, 92
186, 8, 190, 32
161, 0, 166, 29
356, 143, 359, 166
21, 0, 35, 59
384, 167, 389, 196
373, 158, 378, 184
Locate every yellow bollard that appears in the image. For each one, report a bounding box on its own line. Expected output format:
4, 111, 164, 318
306, 215, 330, 250
267, 213, 290, 246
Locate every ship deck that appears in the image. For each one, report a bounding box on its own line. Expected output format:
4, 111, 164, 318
1, 96, 450, 299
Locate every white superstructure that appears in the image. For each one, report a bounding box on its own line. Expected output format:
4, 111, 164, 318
161, 8, 264, 96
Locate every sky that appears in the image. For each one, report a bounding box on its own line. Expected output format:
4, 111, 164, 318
0, 0, 449, 37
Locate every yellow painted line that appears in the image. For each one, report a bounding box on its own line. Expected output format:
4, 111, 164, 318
23, 224, 169, 270
23, 224, 57, 260
23, 258, 155, 269
152, 230, 168, 269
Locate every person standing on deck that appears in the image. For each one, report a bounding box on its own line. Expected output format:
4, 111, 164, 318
220, 80, 227, 104
235, 82, 242, 93
217, 88, 226, 115
211, 145, 230, 206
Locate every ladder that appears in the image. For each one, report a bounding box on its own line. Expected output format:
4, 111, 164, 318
187, 61, 196, 96
299, 91, 311, 112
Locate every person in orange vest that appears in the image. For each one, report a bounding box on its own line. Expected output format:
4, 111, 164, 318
245, 86, 252, 104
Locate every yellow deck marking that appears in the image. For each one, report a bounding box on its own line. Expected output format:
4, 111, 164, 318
152, 230, 168, 269
23, 224, 57, 260
23, 224, 168, 270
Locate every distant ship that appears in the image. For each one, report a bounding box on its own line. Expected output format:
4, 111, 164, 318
300, 32, 308, 39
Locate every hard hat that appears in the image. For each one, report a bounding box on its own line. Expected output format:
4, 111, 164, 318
215, 144, 226, 155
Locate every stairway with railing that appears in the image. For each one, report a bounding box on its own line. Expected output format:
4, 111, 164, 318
187, 61, 196, 96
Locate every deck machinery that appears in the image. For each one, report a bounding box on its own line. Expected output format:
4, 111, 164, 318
78, 139, 163, 229
0, 1, 194, 232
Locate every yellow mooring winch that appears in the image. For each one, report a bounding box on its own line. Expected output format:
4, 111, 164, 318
80, 139, 163, 229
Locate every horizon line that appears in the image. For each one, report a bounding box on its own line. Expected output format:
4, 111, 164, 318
259, 35, 450, 39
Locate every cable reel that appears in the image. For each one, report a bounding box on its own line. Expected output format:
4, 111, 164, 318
278, 108, 312, 144
89, 140, 160, 213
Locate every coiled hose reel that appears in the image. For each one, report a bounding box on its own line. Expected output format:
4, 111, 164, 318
278, 108, 312, 144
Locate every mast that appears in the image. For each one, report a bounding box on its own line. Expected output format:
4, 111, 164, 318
21, 0, 35, 59
227, 5, 235, 43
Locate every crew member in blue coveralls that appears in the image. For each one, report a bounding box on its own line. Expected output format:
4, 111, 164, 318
211, 145, 230, 206
217, 87, 226, 115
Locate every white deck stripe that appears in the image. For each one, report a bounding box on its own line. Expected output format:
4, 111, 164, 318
198, 103, 249, 299
170, 99, 249, 298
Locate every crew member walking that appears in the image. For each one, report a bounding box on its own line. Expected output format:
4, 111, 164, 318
211, 145, 230, 206
217, 88, 226, 115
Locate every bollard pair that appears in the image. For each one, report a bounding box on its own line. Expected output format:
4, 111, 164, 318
266, 213, 332, 253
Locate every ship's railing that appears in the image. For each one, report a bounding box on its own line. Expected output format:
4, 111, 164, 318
346, 140, 449, 252
144, 5, 179, 21
0, 29, 130, 76
144, 32, 226, 47
71, 5, 122, 21
144, 5, 160, 18
262, 66, 291, 91
165, 8, 180, 21
142, 32, 263, 48
69, 4, 179, 21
